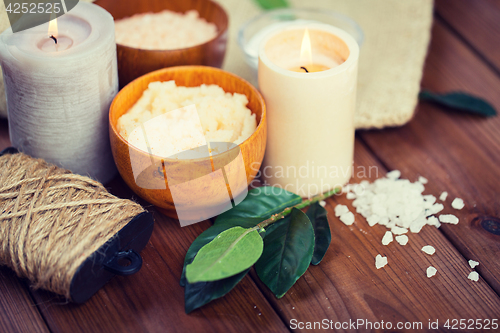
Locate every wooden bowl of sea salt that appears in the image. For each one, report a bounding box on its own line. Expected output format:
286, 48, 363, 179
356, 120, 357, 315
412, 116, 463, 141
109, 66, 267, 223
95, 0, 228, 88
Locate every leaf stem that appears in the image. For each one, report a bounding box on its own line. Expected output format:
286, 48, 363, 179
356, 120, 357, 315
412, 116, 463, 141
255, 187, 340, 230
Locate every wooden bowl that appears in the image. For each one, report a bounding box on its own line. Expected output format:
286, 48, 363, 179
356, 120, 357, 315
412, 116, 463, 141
109, 66, 267, 220
94, 0, 228, 88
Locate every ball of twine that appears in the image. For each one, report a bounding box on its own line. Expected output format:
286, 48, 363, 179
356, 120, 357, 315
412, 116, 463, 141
0, 153, 145, 299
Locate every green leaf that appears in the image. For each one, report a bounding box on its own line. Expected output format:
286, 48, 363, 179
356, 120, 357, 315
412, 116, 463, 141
419, 90, 497, 117
181, 218, 262, 287
215, 186, 302, 224
306, 202, 331, 265
255, 208, 315, 298
181, 186, 301, 312
181, 219, 261, 313
186, 227, 264, 283
184, 269, 249, 314
253, 0, 289, 10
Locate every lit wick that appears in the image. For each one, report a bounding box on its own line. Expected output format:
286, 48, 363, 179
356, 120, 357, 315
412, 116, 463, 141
300, 66, 309, 73
49, 35, 58, 44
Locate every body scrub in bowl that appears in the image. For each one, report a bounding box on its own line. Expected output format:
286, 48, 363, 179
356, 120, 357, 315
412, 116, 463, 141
118, 81, 257, 158
115, 10, 217, 50
109, 66, 266, 223
95, 0, 228, 87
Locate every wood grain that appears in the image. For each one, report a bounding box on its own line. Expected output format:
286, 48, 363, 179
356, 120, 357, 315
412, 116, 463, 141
94, 0, 229, 87
27, 181, 288, 333
359, 21, 500, 295
435, 0, 500, 73
249, 139, 500, 332
0, 268, 49, 333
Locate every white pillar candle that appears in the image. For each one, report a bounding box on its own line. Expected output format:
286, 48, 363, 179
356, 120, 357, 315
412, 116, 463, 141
258, 24, 359, 197
0, 2, 118, 183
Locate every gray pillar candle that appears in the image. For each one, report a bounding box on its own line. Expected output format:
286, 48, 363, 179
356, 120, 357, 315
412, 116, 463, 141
0, 2, 118, 183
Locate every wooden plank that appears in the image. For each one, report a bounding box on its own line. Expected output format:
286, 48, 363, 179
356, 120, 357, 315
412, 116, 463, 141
0, 119, 49, 333
249, 139, 500, 332
435, 0, 500, 73
359, 20, 500, 295
0, 268, 49, 333
0, 130, 287, 332
28, 181, 289, 333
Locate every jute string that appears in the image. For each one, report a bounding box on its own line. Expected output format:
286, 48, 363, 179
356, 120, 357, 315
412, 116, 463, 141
0, 153, 145, 299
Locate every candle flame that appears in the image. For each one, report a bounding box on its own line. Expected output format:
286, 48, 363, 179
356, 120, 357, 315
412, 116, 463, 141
48, 17, 58, 39
300, 28, 313, 66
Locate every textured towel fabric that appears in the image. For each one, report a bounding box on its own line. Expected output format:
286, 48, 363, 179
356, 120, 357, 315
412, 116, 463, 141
0, 0, 433, 129
218, 0, 433, 129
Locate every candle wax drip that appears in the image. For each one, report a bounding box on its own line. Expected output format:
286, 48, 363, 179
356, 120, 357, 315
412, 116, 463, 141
289, 64, 330, 73
38, 35, 74, 52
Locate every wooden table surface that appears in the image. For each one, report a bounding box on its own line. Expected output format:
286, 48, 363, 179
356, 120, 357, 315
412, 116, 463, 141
1, 0, 500, 332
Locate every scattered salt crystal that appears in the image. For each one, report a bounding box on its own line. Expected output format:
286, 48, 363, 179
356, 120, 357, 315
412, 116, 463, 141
439, 191, 448, 201
451, 198, 464, 210
395, 235, 408, 245
423, 195, 437, 208
346, 192, 356, 200
427, 203, 444, 215
335, 204, 349, 217
422, 245, 436, 255
426, 216, 440, 228
418, 176, 428, 184
375, 254, 388, 269
378, 217, 389, 226
439, 214, 459, 225
391, 226, 408, 235
409, 215, 427, 233
386, 170, 401, 180
426, 266, 437, 278
468, 271, 479, 282
469, 260, 479, 269
340, 212, 355, 225
381, 231, 393, 245
366, 215, 380, 227
319, 200, 326, 207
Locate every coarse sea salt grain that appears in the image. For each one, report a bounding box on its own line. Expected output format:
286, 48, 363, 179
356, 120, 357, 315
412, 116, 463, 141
451, 198, 465, 210
382, 231, 393, 245
422, 245, 436, 255
344, 172, 453, 238
340, 212, 355, 225
375, 254, 388, 269
340, 172, 463, 277
439, 214, 459, 225
391, 226, 408, 235
319, 200, 326, 207
426, 216, 441, 228
426, 266, 437, 278
335, 204, 349, 217
386, 170, 401, 180
469, 260, 479, 269
346, 192, 356, 200
395, 235, 408, 245
468, 271, 479, 282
